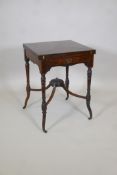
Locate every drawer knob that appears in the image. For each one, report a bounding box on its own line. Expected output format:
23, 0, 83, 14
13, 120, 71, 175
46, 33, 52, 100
65, 58, 72, 64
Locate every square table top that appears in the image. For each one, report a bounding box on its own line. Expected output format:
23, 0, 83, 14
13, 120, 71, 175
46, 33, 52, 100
23, 40, 96, 56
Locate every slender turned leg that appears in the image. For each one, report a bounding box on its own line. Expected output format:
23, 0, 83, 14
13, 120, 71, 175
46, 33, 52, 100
65, 65, 69, 100
41, 73, 47, 133
86, 67, 92, 120
23, 58, 30, 109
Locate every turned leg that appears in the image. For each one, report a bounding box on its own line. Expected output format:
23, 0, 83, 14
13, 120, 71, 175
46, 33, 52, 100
41, 73, 47, 133
86, 67, 92, 119
23, 58, 30, 109
65, 65, 69, 100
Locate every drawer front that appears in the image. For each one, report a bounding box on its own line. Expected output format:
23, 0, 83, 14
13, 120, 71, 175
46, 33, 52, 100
45, 53, 90, 66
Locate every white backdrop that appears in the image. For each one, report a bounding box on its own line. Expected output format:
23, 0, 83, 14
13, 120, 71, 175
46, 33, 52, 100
0, 0, 117, 175
0, 0, 117, 89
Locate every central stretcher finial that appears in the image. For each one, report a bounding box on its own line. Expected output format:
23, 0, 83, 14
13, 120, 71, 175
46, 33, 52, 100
49, 78, 65, 87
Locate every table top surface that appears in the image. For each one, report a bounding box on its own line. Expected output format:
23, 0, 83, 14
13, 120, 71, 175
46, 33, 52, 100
23, 40, 96, 56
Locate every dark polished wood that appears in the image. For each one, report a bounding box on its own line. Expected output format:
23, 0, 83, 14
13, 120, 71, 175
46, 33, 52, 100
23, 40, 96, 133
23, 40, 95, 56
30, 84, 51, 91
41, 73, 47, 133
86, 67, 92, 119
65, 65, 69, 100
23, 55, 30, 109
23, 40, 95, 74
46, 86, 56, 106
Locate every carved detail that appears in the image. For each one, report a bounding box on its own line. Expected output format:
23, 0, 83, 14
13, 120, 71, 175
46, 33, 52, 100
65, 65, 69, 100
86, 67, 92, 119
48, 78, 86, 99
23, 58, 30, 109
41, 74, 47, 133
49, 78, 65, 87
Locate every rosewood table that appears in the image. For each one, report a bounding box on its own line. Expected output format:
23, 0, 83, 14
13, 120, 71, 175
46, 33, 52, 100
23, 40, 96, 133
